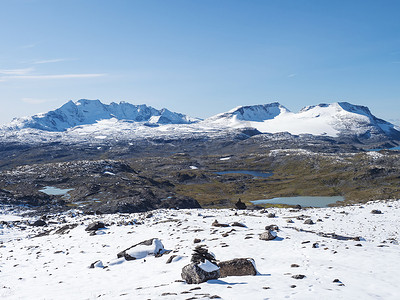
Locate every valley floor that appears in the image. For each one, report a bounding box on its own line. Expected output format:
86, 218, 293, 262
1, 200, 399, 299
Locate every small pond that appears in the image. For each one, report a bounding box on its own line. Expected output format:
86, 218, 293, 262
251, 196, 344, 208
215, 170, 273, 178
39, 186, 74, 196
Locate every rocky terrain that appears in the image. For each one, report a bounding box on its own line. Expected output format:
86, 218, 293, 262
1, 200, 399, 299
1, 148, 400, 215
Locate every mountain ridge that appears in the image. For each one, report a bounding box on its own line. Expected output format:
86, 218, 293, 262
5, 99, 200, 132
2, 99, 400, 147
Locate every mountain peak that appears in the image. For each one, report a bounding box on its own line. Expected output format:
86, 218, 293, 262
6, 99, 199, 131
209, 102, 289, 123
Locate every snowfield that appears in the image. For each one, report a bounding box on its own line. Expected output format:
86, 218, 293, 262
1, 200, 399, 299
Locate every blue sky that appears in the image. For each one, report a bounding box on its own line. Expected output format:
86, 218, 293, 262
0, 0, 399, 124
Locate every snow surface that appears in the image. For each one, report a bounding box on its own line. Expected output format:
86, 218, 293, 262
1, 200, 400, 299
198, 260, 220, 273
206, 102, 398, 138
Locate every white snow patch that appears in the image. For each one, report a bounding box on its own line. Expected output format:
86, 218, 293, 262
198, 260, 220, 272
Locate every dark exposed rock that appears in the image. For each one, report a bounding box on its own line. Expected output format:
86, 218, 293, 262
235, 199, 246, 210
161, 292, 177, 296
218, 258, 257, 278
265, 224, 279, 231
191, 246, 217, 265
166, 255, 177, 264
259, 230, 277, 241
292, 274, 306, 279
193, 238, 201, 243
371, 209, 382, 214
267, 213, 276, 218
54, 224, 78, 235
85, 221, 105, 232
303, 219, 314, 225
212, 220, 229, 227
89, 260, 104, 268
231, 222, 246, 228
32, 219, 47, 227
291, 264, 300, 268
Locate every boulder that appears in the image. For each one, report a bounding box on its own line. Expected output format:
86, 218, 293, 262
371, 209, 382, 214
218, 258, 257, 277
231, 222, 246, 228
235, 199, 246, 210
292, 274, 306, 279
181, 262, 220, 284
85, 221, 105, 232
117, 238, 168, 261
303, 219, 314, 225
32, 219, 47, 227
212, 220, 229, 227
267, 213, 276, 218
259, 230, 277, 241
265, 224, 279, 231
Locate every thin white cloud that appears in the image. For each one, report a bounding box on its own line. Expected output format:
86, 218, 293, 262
0, 68, 34, 75
32, 58, 72, 64
3, 73, 106, 80
22, 98, 48, 104
288, 73, 297, 78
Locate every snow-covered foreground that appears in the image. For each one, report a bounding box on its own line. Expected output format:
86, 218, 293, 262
1, 200, 399, 300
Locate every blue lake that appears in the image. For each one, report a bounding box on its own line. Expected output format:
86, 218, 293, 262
251, 196, 344, 208
215, 170, 273, 178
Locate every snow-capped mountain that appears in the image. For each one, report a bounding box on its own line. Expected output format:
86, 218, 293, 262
206, 102, 400, 140
1, 100, 399, 148
6, 99, 200, 132
207, 102, 289, 123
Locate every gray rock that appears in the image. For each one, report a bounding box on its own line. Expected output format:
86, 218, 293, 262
303, 219, 314, 225
212, 220, 230, 227
292, 274, 306, 279
259, 230, 277, 241
181, 262, 220, 284
32, 220, 47, 227
371, 209, 382, 214
85, 221, 105, 232
219, 258, 257, 277
231, 222, 246, 227
265, 224, 279, 231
